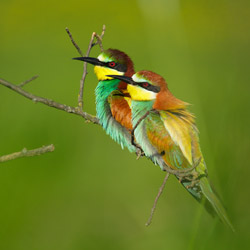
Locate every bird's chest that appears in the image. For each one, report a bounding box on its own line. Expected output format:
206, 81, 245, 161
95, 80, 119, 127
132, 102, 159, 155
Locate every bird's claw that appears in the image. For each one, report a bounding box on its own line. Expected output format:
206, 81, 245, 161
186, 179, 200, 189
136, 147, 145, 159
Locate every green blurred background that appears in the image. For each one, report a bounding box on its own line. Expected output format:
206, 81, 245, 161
0, 0, 249, 249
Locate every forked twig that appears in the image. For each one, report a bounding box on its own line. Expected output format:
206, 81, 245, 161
66, 25, 106, 109
0, 78, 99, 124
0, 27, 106, 165
0, 26, 107, 125
0, 144, 55, 163
78, 32, 96, 109
146, 172, 170, 226
92, 25, 106, 50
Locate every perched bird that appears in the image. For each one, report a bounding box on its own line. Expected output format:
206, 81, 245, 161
74, 49, 138, 153
108, 71, 234, 231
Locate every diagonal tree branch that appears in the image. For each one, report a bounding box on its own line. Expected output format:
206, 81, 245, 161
0, 26, 107, 125
0, 144, 55, 163
0, 77, 99, 124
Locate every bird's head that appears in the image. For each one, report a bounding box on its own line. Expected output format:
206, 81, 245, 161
107, 71, 163, 101
107, 71, 187, 110
73, 49, 134, 82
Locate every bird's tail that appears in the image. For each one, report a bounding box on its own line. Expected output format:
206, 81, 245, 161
182, 176, 235, 232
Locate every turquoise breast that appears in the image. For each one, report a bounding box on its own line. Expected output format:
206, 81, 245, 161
95, 80, 135, 152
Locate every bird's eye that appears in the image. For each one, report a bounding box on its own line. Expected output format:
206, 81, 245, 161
108, 62, 116, 67
142, 82, 149, 88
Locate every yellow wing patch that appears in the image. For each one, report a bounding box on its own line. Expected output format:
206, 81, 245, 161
124, 96, 132, 107
160, 111, 193, 165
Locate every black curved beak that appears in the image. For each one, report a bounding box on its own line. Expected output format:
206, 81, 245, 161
106, 75, 136, 85
73, 57, 104, 66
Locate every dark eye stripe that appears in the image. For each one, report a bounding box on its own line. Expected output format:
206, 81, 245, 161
105, 61, 127, 73
137, 81, 160, 93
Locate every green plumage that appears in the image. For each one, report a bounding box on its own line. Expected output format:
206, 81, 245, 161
131, 100, 234, 231
95, 79, 135, 152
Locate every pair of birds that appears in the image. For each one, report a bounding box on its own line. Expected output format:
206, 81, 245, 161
74, 48, 233, 230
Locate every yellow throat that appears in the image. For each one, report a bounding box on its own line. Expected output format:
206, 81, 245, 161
127, 84, 157, 101
94, 66, 124, 81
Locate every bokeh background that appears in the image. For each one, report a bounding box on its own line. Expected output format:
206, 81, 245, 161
0, 0, 250, 249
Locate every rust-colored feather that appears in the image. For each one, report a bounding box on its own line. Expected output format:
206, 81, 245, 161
154, 89, 187, 110
105, 49, 135, 127
137, 70, 187, 110
109, 95, 132, 131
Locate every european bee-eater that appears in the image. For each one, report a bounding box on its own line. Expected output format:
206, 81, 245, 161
74, 49, 138, 153
108, 71, 234, 231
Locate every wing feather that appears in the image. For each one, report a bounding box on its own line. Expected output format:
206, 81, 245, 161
160, 110, 193, 165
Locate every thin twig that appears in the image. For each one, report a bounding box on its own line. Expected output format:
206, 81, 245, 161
78, 25, 106, 108
78, 31, 96, 108
0, 144, 55, 163
146, 172, 170, 226
19, 75, 39, 87
92, 25, 106, 50
66, 25, 106, 109
65, 27, 84, 57
0, 78, 99, 124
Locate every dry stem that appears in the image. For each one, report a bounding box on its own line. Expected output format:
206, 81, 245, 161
78, 32, 96, 109
19, 75, 39, 87
0, 26, 107, 124
146, 173, 170, 226
0, 144, 55, 163
65, 28, 84, 56
0, 78, 99, 124
66, 25, 106, 109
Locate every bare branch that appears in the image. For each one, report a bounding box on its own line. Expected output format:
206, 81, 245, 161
93, 25, 106, 51
66, 25, 106, 109
146, 173, 170, 226
0, 144, 55, 163
65, 27, 84, 57
100, 24, 106, 39
78, 31, 96, 109
19, 75, 39, 87
0, 78, 99, 124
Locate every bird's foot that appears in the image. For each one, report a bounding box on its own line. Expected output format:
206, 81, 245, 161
176, 157, 202, 180
186, 179, 200, 189
136, 147, 145, 160
178, 169, 200, 183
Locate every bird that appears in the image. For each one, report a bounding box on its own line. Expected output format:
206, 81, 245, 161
107, 71, 234, 231
74, 49, 140, 153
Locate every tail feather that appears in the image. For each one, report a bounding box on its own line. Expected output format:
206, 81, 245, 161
199, 177, 235, 232
181, 176, 234, 231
